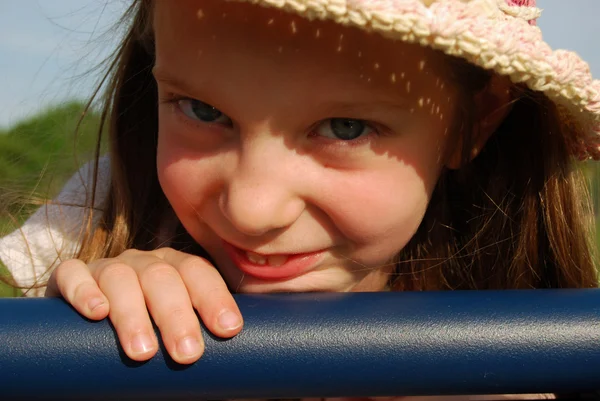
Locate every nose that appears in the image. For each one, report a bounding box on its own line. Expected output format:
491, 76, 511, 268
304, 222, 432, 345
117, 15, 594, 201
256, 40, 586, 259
219, 144, 306, 237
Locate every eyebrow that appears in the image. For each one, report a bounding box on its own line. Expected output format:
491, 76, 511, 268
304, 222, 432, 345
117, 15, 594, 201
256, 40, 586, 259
153, 67, 200, 95
317, 100, 410, 117
153, 66, 411, 115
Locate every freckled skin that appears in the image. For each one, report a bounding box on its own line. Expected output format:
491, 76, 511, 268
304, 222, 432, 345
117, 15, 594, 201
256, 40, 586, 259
153, 0, 461, 294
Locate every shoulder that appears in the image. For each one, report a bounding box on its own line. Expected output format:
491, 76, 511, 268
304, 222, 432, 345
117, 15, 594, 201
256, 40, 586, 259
0, 155, 111, 296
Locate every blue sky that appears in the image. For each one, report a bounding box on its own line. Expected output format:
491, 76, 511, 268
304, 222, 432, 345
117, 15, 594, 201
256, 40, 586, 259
1, 0, 599, 129
0, 0, 128, 128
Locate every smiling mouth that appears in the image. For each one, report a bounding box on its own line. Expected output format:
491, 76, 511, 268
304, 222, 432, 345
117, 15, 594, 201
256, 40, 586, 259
222, 241, 326, 281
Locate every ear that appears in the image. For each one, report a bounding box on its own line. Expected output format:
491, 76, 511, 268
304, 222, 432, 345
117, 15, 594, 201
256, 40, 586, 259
446, 74, 513, 170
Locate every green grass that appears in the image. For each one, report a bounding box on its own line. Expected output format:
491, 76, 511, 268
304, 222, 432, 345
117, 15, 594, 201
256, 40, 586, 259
0, 101, 103, 217
0, 101, 104, 296
0, 261, 21, 297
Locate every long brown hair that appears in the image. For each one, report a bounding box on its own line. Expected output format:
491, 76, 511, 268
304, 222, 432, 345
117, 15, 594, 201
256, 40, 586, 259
75, 0, 597, 290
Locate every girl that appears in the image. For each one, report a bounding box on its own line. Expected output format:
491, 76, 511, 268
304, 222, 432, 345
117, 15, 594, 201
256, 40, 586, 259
1, 0, 599, 381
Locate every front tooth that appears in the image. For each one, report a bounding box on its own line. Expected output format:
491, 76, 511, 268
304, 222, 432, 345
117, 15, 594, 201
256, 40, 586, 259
267, 254, 288, 267
246, 251, 267, 265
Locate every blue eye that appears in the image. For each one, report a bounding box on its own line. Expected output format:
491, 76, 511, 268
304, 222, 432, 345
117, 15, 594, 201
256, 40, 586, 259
315, 118, 374, 141
177, 99, 232, 125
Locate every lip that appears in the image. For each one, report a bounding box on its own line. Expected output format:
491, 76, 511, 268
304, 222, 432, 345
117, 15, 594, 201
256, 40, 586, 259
222, 241, 326, 281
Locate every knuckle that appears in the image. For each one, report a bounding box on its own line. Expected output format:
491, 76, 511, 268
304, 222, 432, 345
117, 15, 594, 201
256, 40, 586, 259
155, 306, 194, 332
156, 247, 176, 259
168, 307, 189, 324
178, 255, 211, 275
190, 285, 228, 312
207, 284, 225, 297
120, 248, 144, 259
139, 261, 178, 283
97, 261, 135, 284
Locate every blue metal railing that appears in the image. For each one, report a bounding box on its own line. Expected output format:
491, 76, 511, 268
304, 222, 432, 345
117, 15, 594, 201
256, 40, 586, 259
1, 290, 600, 400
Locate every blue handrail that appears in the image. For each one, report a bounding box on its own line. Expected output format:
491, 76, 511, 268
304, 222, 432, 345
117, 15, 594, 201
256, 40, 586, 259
1, 290, 600, 400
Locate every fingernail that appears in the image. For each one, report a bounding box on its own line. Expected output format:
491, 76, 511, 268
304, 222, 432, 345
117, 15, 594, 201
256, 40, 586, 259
218, 310, 242, 331
87, 297, 105, 312
131, 333, 154, 354
178, 336, 201, 358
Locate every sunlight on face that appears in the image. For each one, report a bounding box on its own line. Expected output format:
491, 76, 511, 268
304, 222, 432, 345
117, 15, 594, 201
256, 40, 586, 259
153, 0, 460, 293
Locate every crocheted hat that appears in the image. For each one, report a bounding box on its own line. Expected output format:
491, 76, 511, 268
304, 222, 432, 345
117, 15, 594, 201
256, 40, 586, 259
236, 0, 600, 160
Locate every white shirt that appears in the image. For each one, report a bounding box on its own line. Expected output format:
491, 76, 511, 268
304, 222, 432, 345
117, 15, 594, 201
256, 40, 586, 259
0, 156, 111, 296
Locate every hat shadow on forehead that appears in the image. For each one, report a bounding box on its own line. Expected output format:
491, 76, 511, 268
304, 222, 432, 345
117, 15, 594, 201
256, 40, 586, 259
159, 1, 468, 173
230, 0, 600, 160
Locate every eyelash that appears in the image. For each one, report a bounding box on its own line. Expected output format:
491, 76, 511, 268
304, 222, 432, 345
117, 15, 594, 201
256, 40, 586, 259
160, 94, 233, 130
160, 93, 387, 148
308, 121, 381, 148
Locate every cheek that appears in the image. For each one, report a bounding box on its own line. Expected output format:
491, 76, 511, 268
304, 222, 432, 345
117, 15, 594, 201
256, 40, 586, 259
321, 162, 439, 260
157, 145, 195, 217
157, 123, 185, 203
156, 126, 220, 219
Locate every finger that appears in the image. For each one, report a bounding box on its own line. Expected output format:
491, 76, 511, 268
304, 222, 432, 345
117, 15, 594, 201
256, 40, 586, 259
162, 249, 243, 338
136, 258, 205, 364
94, 260, 158, 362
48, 259, 109, 320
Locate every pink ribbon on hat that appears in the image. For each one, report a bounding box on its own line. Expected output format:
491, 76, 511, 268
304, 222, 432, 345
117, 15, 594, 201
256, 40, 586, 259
505, 0, 537, 24
505, 0, 535, 6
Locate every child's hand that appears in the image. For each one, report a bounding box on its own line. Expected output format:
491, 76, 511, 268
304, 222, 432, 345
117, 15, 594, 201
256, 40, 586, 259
45, 248, 243, 364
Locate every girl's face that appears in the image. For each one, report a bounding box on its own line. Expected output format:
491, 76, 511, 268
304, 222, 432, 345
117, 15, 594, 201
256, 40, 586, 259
153, 0, 461, 293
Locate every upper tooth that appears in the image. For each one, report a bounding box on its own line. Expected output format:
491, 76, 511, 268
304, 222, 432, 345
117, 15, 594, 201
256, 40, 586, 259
267, 254, 288, 266
245, 251, 289, 266
246, 251, 267, 265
